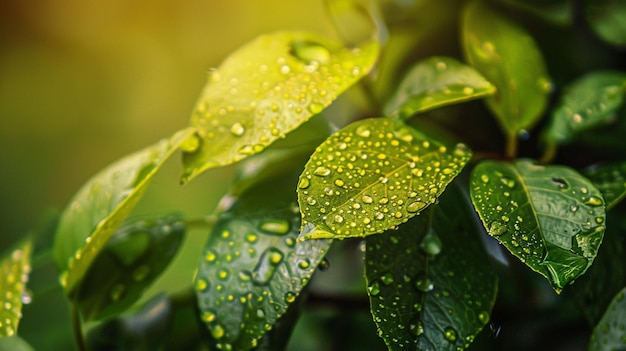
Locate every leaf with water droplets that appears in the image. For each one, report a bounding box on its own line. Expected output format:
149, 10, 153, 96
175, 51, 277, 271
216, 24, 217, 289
195, 170, 332, 351
584, 161, 626, 210
53, 128, 195, 295
181, 31, 379, 183
585, 0, 626, 48
75, 215, 186, 321
0, 240, 32, 337
462, 1, 551, 136
365, 184, 497, 350
542, 71, 626, 144
589, 287, 626, 350
298, 117, 472, 240
470, 159, 606, 292
385, 56, 495, 118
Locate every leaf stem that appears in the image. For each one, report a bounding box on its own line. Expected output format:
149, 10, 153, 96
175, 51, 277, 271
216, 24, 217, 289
539, 142, 557, 164
71, 303, 86, 351
505, 132, 518, 160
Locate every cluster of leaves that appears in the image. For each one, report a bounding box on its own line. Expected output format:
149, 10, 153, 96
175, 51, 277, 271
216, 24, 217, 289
2, 0, 626, 350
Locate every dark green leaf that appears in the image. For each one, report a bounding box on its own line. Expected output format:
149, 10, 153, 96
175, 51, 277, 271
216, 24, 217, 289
181, 31, 379, 183
543, 71, 626, 144
0, 336, 34, 351
584, 161, 626, 210
298, 118, 472, 240
75, 215, 186, 321
53, 128, 195, 295
385, 56, 495, 118
585, 0, 626, 47
365, 184, 497, 350
470, 159, 606, 292
0, 240, 31, 337
195, 173, 332, 351
462, 1, 552, 136
497, 0, 573, 26
589, 287, 626, 350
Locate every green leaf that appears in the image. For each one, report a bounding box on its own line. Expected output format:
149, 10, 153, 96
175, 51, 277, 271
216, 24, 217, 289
585, 0, 626, 47
0, 336, 34, 351
365, 184, 497, 350
584, 161, 626, 210
181, 31, 379, 183
195, 172, 332, 351
297, 118, 472, 240
53, 128, 195, 295
326, 0, 381, 45
384, 56, 496, 118
462, 0, 552, 136
0, 240, 32, 337
542, 71, 626, 144
75, 215, 186, 321
470, 159, 606, 292
589, 287, 626, 350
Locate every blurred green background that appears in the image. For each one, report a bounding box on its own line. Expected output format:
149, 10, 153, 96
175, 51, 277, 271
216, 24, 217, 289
0, 0, 339, 249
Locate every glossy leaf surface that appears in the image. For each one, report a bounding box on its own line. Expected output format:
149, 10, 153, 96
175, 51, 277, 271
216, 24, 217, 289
584, 161, 626, 211
470, 159, 606, 292
0, 240, 31, 337
462, 1, 551, 136
589, 287, 626, 350
53, 128, 195, 295
365, 185, 497, 350
543, 71, 626, 144
385, 56, 495, 118
298, 118, 472, 240
585, 0, 626, 47
75, 215, 186, 321
195, 173, 332, 351
181, 31, 379, 183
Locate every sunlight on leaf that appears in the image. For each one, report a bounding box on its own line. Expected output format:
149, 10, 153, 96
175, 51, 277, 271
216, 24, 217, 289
0, 240, 32, 337
385, 56, 495, 118
53, 128, 195, 295
589, 287, 626, 350
462, 0, 551, 136
298, 118, 471, 240
195, 173, 332, 351
470, 159, 606, 292
181, 31, 379, 183
584, 161, 626, 211
365, 185, 497, 350
543, 71, 626, 144
75, 215, 186, 321
585, 0, 626, 48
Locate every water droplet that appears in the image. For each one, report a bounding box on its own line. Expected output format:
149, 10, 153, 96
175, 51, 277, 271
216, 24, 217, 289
500, 177, 515, 188
211, 323, 226, 339
570, 205, 578, 212
356, 125, 371, 138
478, 311, 490, 324
252, 248, 283, 285
481, 174, 490, 183
181, 133, 201, 153
298, 259, 311, 269
407, 201, 426, 213
298, 178, 310, 189
362, 195, 373, 204
280, 65, 291, 74
291, 41, 331, 64
217, 269, 229, 280
230, 122, 245, 136
318, 258, 330, 271
110, 284, 125, 301
335, 179, 345, 187
306, 196, 317, 205
551, 177, 569, 189
201, 310, 216, 323
444, 327, 457, 342
205, 250, 217, 262
420, 229, 442, 256
132, 265, 150, 282
585, 195, 604, 207
334, 215, 344, 223
195, 278, 208, 291
313, 166, 331, 176
411, 321, 424, 336
368, 281, 380, 296
238, 144, 256, 155
415, 274, 434, 292
381, 273, 394, 285
488, 221, 507, 236
259, 219, 290, 235
308, 103, 324, 115
436, 61, 447, 71
284, 292, 297, 303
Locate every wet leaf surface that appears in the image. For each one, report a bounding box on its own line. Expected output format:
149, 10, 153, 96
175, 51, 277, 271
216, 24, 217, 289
53, 128, 195, 295
195, 172, 332, 351
365, 184, 497, 350
589, 287, 626, 350
584, 161, 626, 210
543, 71, 626, 144
181, 31, 379, 183
385, 56, 495, 118
297, 118, 471, 240
75, 215, 186, 321
462, 1, 551, 136
470, 159, 606, 292
0, 240, 32, 337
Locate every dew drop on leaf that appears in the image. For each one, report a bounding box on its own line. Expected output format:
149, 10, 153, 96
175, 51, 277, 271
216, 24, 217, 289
551, 177, 570, 189
488, 221, 507, 236
229, 122, 245, 137
252, 248, 283, 285
381, 273, 394, 285
415, 274, 434, 292
290, 40, 331, 64
478, 311, 490, 324
259, 219, 290, 235
443, 326, 457, 342
407, 201, 426, 213
368, 281, 381, 296
420, 229, 442, 256
313, 166, 331, 176
585, 195, 604, 207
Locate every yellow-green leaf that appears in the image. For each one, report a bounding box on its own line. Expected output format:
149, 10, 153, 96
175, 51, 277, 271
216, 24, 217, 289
298, 118, 471, 240
0, 240, 32, 337
181, 31, 379, 183
53, 128, 195, 295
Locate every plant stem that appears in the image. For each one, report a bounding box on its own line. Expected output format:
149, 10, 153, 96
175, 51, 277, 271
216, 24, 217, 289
505, 132, 518, 160
71, 303, 86, 351
539, 142, 557, 164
